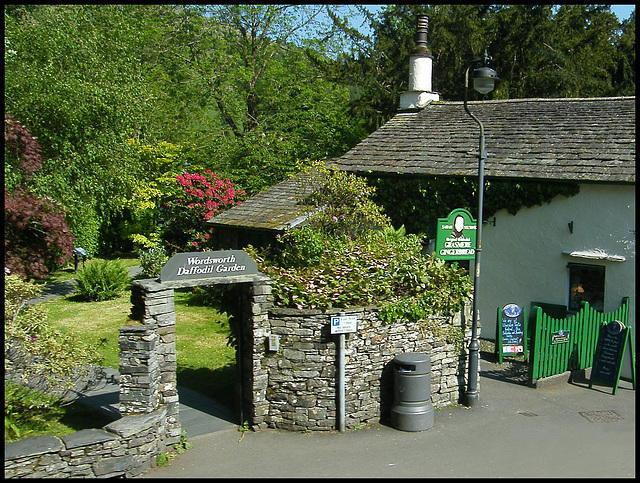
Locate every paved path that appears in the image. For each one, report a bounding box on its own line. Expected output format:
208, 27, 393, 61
142, 360, 635, 478
70, 367, 238, 438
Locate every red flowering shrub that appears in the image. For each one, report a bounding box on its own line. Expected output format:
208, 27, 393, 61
5, 115, 74, 279
161, 170, 245, 252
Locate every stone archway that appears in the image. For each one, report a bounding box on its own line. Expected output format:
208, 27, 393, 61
120, 262, 273, 439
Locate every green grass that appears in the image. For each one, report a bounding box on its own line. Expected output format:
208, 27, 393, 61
11, 259, 238, 441
5, 382, 115, 443
43, 288, 237, 398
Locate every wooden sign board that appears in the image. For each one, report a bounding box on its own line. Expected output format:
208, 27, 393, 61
496, 304, 528, 363
589, 320, 636, 395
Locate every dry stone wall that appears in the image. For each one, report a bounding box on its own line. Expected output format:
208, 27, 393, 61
4, 407, 172, 478
258, 303, 475, 431
5, 272, 478, 478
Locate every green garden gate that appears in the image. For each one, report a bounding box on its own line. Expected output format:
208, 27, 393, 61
529, 297, 630, 384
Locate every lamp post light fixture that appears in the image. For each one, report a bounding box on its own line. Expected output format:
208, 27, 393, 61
463, 49, 498, 408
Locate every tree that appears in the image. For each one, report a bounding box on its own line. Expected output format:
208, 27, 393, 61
611, 11, 635, 95
4, 115, 74, 279
4, 5, 161, 254
325, 4, 634, 128
146, 4, 366, 194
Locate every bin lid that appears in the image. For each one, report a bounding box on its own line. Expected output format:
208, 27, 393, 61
394, 352, 431, 373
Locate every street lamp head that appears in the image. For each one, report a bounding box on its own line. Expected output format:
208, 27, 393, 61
472, 66, 499, 94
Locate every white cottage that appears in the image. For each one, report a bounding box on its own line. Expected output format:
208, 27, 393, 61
330, 17, 635, 378
210, 17, 636, 379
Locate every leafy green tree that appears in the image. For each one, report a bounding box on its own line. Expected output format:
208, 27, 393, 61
4, 5, 161, 254
326, 4, 634, 128
611, 10, 635, 95
145, 4, 366, 194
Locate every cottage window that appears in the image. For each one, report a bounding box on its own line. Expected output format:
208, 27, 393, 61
567, 263, 605, 312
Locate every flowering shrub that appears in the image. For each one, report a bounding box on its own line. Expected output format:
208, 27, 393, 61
161, 170, 246, 252
248, 227, 472, 320
246, 161, 473, 321
4, 273, 100, 424
120, 139, 198, 249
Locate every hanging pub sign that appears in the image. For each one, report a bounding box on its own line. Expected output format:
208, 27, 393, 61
496, 303, 528, 364
434, 208, 477, 261
160, 250, 258, 282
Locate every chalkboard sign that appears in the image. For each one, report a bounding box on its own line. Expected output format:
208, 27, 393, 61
496, 304, 528, 363
589, 320, 634, 395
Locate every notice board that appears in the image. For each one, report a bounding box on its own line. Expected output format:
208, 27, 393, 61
496, 304, 528, 364
589, 320, 636, 395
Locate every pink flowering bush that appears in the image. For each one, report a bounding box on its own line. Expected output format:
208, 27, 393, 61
161, 170, 246, 252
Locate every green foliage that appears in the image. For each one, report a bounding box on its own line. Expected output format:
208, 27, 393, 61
4, 5, 165, 255
371, 177, 580, 239
246, 168, 473, 318
75, 260, 131, 301
5, 381, 64, 441
325, 4, 635, 131
301, 161, 391, 238
155, 430, 193, 466
4, 273, 100, 401
138, 246, 169, 278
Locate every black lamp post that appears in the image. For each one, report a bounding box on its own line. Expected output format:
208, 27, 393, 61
463, 49, 498, 407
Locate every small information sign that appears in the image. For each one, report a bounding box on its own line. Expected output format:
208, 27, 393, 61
496, 303, 528, 363
434, 208, 477, 261
330, 315, 358, 335
551, 330, 570, 345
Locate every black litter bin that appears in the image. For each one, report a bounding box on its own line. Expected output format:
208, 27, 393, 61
390, 352, 434, 431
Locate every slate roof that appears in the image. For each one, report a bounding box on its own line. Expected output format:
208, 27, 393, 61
208, 171, 318, 231
333, 97, 635, 183
210, 96, 635, 231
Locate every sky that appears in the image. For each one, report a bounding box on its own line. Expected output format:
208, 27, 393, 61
363, 4, 635, 20
358, 4, 635, 26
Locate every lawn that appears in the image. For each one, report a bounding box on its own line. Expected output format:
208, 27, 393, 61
7, 255, 237, 441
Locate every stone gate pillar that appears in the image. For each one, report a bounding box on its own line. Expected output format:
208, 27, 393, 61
120, 279, 181, 443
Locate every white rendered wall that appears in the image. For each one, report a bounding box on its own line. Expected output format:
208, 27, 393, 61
479, 184, 635, 376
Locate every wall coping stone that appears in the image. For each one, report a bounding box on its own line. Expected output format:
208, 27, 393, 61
61, 428, 118, 449
133, 273, 271, 292
5, 435, 63, 459
104, 406, 167, 438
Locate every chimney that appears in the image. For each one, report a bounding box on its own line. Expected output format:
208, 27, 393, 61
399, 15, 439, 110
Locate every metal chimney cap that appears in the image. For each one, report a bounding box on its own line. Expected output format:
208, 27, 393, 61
412, 15, 432, 57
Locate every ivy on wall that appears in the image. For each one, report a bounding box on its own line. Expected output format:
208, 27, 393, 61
370, 176, 580, 238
